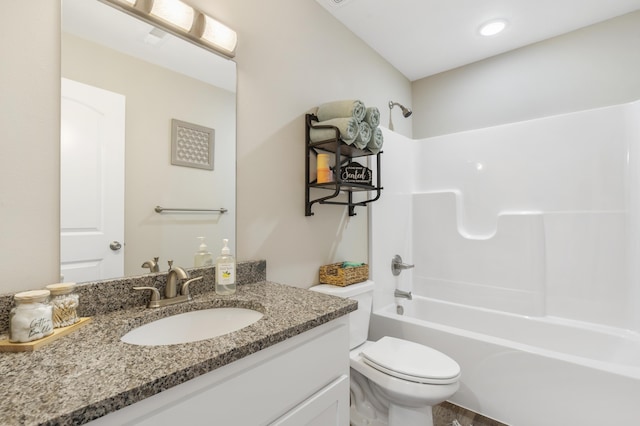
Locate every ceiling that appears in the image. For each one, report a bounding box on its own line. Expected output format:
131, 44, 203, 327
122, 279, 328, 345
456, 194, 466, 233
315, 0, 640, 81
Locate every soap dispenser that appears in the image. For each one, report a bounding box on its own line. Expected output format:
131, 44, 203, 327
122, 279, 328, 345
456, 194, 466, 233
215, 239, 236, 295
194, 237, 213, 267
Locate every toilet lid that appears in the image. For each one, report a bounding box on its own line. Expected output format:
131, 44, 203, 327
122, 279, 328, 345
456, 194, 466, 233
361, 336, 460, 384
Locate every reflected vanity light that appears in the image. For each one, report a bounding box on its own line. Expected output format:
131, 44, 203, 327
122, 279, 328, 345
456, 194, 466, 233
99, 0, 238, 58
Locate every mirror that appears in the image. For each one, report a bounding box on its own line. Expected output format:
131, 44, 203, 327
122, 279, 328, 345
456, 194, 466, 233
61, 0, 236, 283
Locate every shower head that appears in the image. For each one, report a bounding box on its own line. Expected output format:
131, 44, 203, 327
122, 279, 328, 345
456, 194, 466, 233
389, 101, 412, 117
388, 101, 412, 130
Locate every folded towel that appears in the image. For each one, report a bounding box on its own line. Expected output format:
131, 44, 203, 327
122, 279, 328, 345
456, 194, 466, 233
309, 117, 359, 144
354, 121, 372, 149
316, 100, 366, 122
367, 127, 384, 154
342, 261, 365, 268
364, 107, 380, 128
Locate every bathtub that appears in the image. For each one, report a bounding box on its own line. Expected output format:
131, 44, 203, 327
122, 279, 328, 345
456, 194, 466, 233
368, 296, 640, 426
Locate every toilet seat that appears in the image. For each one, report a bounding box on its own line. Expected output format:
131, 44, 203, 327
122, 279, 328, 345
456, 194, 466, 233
361, 337, 460, 385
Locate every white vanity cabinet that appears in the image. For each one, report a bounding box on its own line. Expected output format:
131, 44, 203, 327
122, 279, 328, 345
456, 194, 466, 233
89, 317, 350, 426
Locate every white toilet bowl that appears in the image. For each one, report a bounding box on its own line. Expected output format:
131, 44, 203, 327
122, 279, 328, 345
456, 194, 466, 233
310, 281, 461, 426
350, 338, 460, 426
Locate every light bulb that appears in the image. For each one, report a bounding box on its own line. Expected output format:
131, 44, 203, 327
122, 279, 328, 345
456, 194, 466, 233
150, 0, 195, 32
201, 15, 238, 53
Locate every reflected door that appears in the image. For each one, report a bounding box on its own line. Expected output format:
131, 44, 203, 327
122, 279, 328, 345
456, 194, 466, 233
60, 78, 125, 282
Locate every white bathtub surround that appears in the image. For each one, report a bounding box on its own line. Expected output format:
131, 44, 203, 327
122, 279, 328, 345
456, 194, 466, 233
370, 100, 640, 425
370, 297, 640, 425
413, 191, 546, 316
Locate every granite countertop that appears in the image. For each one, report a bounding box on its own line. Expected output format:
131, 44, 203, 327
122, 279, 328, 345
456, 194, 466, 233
0, 281, 356, 426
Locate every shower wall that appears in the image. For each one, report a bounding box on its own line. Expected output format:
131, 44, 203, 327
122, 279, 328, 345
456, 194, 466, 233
371, 100, 640, 332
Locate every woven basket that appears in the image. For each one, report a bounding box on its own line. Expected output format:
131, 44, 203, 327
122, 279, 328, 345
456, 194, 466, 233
319, 262, 369, 287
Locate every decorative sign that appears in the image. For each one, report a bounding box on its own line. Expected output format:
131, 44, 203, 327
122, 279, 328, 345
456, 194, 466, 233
340, 161, 372, 185
171, 119, 215, 170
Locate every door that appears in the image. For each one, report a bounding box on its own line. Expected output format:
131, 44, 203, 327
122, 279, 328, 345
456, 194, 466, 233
60, 78, 125, 282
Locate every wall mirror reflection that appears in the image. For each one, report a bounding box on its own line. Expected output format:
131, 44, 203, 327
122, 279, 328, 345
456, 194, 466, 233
61, 0, 236, 283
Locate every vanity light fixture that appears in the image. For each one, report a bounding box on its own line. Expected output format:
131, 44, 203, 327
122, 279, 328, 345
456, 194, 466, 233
479, 19, 507, 37
201, 14, 238, 54
148, 0, 195, 32
99, 0, 238, 58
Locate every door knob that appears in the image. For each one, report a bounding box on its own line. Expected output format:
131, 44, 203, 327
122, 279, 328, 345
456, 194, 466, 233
110, 241, 122, 251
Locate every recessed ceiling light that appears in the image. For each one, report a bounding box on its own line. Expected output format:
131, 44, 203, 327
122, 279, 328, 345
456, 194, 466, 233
479, 19, 507, 37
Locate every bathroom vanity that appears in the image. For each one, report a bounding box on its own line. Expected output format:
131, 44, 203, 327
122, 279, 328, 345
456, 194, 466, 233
91, 315, 350, 425
0, 269, 356, 425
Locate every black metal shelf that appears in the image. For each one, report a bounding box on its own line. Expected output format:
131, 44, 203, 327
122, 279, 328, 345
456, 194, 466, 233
305, 113, 383, 216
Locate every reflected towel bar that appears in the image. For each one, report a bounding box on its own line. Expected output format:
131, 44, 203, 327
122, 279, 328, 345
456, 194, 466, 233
155, 206, 228, 214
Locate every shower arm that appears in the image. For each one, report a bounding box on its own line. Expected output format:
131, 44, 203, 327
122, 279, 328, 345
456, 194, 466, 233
388, 102, 395, 131
388, 101, 412, 131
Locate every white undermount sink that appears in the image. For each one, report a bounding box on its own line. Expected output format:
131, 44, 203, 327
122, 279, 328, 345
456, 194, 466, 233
121, 308, 264, 346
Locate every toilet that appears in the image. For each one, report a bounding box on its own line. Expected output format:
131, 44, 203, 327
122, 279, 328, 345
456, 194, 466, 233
311, 280, 460, 426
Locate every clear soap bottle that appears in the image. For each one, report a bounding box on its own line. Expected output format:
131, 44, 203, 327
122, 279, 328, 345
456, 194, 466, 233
215, 239, 236, 295
194, 237, 213, 267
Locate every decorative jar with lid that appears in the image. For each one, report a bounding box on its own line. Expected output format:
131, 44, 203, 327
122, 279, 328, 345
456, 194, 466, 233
46, 282, 80, 328
9, 290, 54, 343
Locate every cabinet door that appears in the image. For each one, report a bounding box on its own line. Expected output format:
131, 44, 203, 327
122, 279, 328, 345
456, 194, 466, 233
270, 375, 350, 426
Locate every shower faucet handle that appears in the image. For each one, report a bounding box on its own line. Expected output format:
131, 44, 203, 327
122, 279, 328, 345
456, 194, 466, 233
391, 254, 415, 276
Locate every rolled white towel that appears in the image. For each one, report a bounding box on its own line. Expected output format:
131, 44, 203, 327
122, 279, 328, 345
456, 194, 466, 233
367, 127, 384, 154
309, 117, 359, 144
316, 100, 366, 122
364, 107, 380, 128
354, 121, 372, 149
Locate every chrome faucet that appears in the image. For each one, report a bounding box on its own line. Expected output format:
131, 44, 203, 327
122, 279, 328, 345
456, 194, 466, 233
141, 257, 160, 273
134, 261, 203, 308
391, 254, 415, 276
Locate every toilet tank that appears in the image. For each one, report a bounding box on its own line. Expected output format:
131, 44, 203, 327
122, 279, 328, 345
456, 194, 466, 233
310, 280, 374, 349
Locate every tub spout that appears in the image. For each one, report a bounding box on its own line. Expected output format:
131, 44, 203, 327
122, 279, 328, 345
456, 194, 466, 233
394, 289, 412, 300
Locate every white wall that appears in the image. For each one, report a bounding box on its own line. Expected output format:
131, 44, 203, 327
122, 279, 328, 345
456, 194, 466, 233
189, 0, 412, 287
62, 34, 236, 276
412, 11, 640, 138
0, 0, 411, 293
0, 2, 60, 293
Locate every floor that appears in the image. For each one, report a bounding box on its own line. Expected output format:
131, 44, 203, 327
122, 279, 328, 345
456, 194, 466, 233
433, 402, 508, 426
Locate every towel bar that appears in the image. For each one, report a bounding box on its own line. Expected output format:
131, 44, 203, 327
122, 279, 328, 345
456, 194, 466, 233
154, 206, 228, 214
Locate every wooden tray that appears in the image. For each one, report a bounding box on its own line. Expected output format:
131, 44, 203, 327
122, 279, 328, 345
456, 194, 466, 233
0, 317, 91, 352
